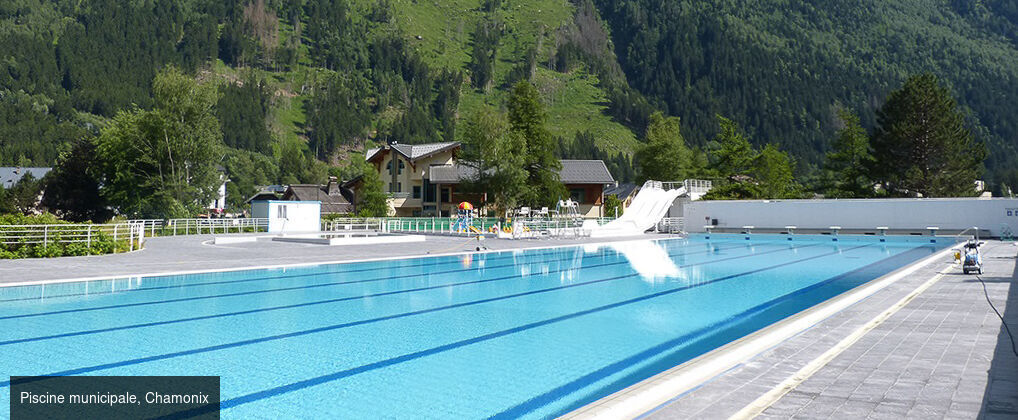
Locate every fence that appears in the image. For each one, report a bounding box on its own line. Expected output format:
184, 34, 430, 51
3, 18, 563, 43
161, 218, 268, 235
381, 216, 618, 238
124, 218, 269, 236
657, 217, 684, 233
0, 222, 146, 252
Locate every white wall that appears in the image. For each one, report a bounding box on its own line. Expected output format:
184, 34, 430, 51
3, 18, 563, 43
682, 198, 1018, 237
252, 201, 321, 233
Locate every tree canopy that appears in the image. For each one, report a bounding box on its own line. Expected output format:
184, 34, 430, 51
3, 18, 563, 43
871, 74, 987, 197
92, 67, 224, 218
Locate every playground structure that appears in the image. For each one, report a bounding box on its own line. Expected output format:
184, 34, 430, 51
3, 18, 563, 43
452, 202, 484, 235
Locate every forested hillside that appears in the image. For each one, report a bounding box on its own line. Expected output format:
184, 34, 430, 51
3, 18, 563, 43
2, 0, 1018, 203
592, 0, 1018, 188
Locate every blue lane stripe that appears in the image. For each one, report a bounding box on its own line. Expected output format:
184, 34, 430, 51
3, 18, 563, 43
0, 244, 611, 303
0, 242, 756, 346
154, 244, 873, 417
492, 245, 937, 419
0, 241, 753, 321
0, 243, 828, 387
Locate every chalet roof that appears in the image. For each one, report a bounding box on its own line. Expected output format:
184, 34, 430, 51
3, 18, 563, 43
281, 181, 354, 214
0, 167, 51, 189
366, 142, 460, 162
558, 160, 616, 184
605, 183, 639, 199
429, 164, 479, 183
428, 160, 615, 185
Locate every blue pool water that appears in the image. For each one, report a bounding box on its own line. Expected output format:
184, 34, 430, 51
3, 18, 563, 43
0, 235, 948, 418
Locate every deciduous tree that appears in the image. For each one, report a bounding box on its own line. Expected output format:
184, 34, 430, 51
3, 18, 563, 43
93, 67, 224, 218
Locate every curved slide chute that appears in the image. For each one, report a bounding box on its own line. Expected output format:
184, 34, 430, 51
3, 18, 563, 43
590, 181, 685, 238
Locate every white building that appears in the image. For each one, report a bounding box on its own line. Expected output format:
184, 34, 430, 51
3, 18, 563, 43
250, 200, 321, 233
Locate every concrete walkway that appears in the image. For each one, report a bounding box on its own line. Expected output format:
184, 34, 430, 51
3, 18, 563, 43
0, 232, 669, 284
649, 242, 1018, 419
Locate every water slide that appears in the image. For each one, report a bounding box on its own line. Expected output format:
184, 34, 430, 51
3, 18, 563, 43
590, 181, 686, 237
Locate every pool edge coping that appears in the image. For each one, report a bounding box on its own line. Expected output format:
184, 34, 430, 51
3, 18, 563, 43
0, 236, 674, 288
560, 243, 956, 419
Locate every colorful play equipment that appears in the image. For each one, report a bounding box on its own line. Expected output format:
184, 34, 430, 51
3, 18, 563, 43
452, 202, 477, 234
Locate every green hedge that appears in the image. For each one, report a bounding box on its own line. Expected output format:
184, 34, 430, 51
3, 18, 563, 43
0, 214, 135, 259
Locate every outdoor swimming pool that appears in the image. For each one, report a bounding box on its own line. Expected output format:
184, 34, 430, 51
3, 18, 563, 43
0, 235, 949, 418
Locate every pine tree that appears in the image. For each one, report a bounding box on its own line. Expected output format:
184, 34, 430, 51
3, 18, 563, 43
871, 74, 987, 197
635, 112, 691, 183
754, 144, 801, 199
823, 109, 875, 198
507, 81, 565, 207
713, 115, 757, 178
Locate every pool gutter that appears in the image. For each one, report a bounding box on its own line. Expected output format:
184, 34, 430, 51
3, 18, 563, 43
561, 244, 956, 419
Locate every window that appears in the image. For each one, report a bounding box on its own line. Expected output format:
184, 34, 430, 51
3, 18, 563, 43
440, 187, 451, 203
569, 188, 586, 203
277, 205, 288, 219
423, 179, 437, 202
397, 182, 402, 193
388, 158, 405, 174
412, 186, 422, 199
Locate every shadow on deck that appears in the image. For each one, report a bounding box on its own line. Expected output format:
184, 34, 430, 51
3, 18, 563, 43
980, 248, 1018, 419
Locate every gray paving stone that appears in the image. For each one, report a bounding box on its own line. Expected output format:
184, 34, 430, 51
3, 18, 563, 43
648, 242, 1016, 420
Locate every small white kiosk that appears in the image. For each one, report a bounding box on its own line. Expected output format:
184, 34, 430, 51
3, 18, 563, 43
250, 200, 321, 233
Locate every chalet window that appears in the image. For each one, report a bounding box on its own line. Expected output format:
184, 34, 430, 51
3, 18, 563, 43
423, 179, 437, 202
412, 186, 422, 199
388, 159, 404, 174
569, 188, 586, 203
440, 187, 451, 203
277, 205, 288, 219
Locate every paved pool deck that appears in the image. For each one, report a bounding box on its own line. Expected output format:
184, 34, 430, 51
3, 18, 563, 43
648, 241, 1018, 419
0, 232, 670, 284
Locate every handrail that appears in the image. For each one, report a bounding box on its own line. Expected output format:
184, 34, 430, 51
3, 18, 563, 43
0, 222, 146, 252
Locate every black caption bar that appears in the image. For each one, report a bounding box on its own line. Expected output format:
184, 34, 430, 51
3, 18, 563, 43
10, 376, 220, 420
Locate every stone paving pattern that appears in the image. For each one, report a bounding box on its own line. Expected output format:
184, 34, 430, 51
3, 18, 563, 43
649, 242, 1018, 419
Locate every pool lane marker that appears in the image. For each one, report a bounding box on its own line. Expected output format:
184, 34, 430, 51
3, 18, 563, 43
0, 243, 835, 389
566, 244, 954, 420
0, 244, 620, 303
176, 244, 873, 416
727, 253, 955, 419
0, 242, 757, 322
0, 236, 687, 288
503, 245, 937, 419
0, 242, 761, 345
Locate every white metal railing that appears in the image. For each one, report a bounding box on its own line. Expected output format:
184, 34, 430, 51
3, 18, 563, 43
381, 216, 616, 238
159, 218, 268, 235
683, 179, 713, 194
658, 217, 684, 233
661, 179, 713, 193
0, 222, 146, 252
322, 220, 384, 232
